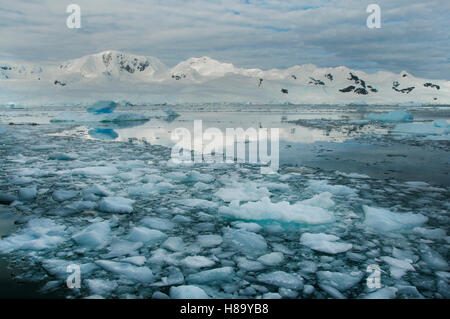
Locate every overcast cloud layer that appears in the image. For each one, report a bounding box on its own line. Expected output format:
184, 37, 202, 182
0, 0, 448, 80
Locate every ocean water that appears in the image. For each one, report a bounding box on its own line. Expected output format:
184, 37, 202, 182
0, 104, 448, 299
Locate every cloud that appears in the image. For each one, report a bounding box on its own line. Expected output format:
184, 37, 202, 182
0, 0, 448, 79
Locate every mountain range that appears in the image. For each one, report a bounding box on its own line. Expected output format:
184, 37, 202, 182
1, 50, 449, 106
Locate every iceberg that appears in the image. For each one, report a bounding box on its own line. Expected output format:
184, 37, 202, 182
86, 100, 119, 114
219, 197, 335, 225
365, 110, 413, 122
393, 122, 450, 136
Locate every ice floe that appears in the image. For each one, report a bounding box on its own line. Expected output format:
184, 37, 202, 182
300, 233, 352, 254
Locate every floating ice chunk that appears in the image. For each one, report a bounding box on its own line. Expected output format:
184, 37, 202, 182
165, 171, 213, 183
219, 197, 335, 225
174, 198, 219, 209
164, 109, 180, 117
233, 222, 263, 233
170, 285, 209, 299
18, 186, 37, 201
381, 256, 415, 279
257, 252, 284, 266
365, 110, 413, 122
10, 176, 33, 185
65, 200, 97, 212
186, 171, 215, 183
223, 228, 267, 256
186, 267, 234, 284
363, 205, 428, 233
300, 192, 335, 209
397, 285, 424, 299
394, 123, 449, 136
141, 217, 174, 231
236, 257, 264, 271
72, 166, 118, 176
95, 260, 154, 283
128, 184, 157, 196
42, 259, 97, 279
308, 180, 356, 196
98, 197, 134, 214
127, 226, 167, 244
182, 256, 215, 268
52, 190, 78, 202
433, 119, 449, 128
363, 287, 397, 299
420, 245, 449, 271
86, 279, 118, 296
413, 227, 447, 239
0, 193, 16, 205
72, 221, 110, 249
82, 184, 110, 198
197, 234, 223, 247
319, 284, 346, 299
300, 233, 352, 254
317, 271, 363, 291
48, 153, 78, 161
0, 218, 66, 253
87, 100, 118, 114
337, 171, 370, 179
303, 285, 315, 295
88, 128, 118, 140
102, 112, 150, 123
193, 182, 213, 191
263, 292, 282, 299
278, 288, 298, 298
152, 266, 184, 287
102, 240, 143, 258
214, 183, 270, 202
392, 247, 418, 263
257, 271, 304, 290
162, 237, 185, 251
121, 256, 147, 266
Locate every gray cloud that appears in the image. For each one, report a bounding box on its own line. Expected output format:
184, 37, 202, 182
0, 0, 448, 79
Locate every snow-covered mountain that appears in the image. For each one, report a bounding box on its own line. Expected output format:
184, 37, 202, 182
1, 50, 449, 106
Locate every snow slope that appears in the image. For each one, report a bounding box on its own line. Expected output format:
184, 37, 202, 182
1, 51, 449, 106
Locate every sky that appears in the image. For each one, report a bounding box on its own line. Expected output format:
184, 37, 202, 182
0, 0, 449, 80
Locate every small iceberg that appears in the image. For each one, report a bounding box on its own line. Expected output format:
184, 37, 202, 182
87, 100, 118, 114
88, 128, 119, 140
393, 122, 450, 136
365, 110, 413, 122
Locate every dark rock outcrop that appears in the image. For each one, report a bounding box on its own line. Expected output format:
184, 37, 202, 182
339, 86, 355, 93
309, 77, 325, 86
424, 82, 440, 90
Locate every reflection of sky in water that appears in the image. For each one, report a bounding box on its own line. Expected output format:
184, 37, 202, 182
113, 112, 355, 150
